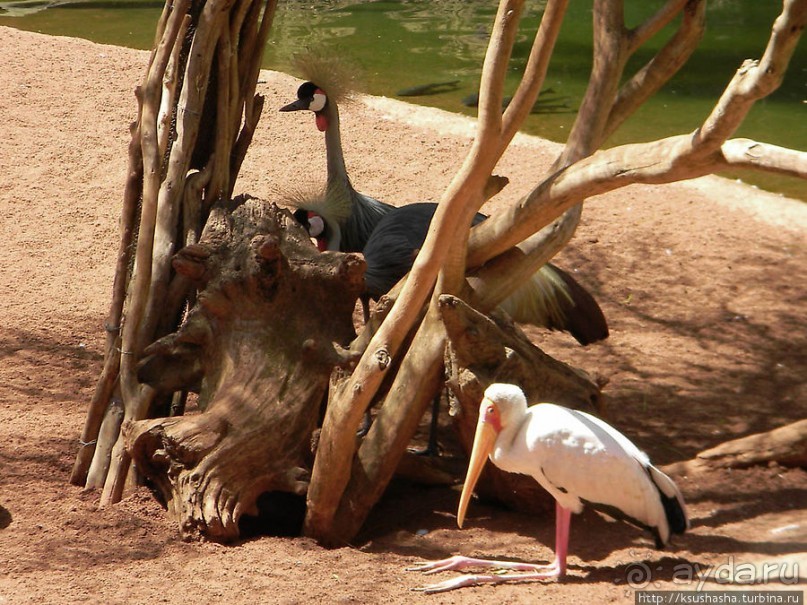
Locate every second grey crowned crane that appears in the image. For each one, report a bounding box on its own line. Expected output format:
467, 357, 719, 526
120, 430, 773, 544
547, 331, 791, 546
280, 80, 393, 253
280, 79, 609, 346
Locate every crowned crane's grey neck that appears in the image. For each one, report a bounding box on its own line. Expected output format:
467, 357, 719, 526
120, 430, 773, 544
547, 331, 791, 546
319, 99, 394, 252
322, 102, 357, 201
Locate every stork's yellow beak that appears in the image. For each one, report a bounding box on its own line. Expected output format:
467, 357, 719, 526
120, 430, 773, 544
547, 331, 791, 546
457, 398, 500, 529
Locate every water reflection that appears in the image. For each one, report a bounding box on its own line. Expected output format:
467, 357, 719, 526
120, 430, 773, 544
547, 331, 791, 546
0, 0, 804, 200
0, 0, 162, 16
0, 0, 78, 17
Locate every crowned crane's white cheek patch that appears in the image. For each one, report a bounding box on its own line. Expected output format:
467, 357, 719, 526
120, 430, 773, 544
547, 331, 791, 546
308, 215, 325, 237
309, 93, 327, 113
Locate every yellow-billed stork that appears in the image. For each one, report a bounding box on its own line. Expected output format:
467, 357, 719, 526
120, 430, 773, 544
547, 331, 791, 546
411, 383, 689, 593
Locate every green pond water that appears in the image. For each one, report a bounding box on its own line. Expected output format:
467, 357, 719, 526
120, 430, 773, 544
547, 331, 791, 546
1, 0, 805, 200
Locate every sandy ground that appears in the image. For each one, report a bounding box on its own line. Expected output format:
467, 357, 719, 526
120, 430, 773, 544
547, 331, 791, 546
1, 27, 805, 605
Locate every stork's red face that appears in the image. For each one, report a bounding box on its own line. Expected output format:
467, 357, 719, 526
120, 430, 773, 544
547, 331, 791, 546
279, 81, 330, 132
479, 399, 503, 434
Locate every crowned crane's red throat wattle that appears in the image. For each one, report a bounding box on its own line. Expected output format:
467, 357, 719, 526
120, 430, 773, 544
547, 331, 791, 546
309, 88, 329, 131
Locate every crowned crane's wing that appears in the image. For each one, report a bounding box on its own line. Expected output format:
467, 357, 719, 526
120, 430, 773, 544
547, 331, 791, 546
497, 264, 608, 345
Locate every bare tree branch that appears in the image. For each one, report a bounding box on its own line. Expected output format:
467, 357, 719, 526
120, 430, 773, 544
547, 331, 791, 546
509, 0, 627, 324
605, 0, 705, 140
231, 0, 278, 194
560, 0, 626, 165
697, 0, 807, 149
471, 0, 706, 310
629, 0, 689, 52
441, 0, 570, 294
721, 139, 807, 178
434, 0, 529, 296
500, 0, 570, 151
468, 0, 806, 274
476, 0, 524, 141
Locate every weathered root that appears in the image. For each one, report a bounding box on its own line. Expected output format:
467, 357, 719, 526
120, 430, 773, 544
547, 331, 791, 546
124, 196, 365, 541
665, 419, 807, 476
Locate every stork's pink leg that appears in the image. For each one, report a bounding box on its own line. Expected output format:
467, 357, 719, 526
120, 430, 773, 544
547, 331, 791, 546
553, 501, 571, 577
409, 502, 572, 593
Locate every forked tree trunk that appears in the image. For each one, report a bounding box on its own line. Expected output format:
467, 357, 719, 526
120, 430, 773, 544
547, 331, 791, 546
123, 196, 365, 540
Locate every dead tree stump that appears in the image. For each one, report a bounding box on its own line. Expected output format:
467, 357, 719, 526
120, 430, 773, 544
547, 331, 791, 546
440, 295, 602, 515
123, 196, 365, 541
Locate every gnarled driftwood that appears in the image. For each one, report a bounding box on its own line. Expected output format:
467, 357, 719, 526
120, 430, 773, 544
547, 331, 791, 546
123, 196, 365, 541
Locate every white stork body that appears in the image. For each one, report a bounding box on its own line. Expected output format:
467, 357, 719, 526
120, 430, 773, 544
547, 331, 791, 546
492, 401, 683, 546
411, 383, 689, 593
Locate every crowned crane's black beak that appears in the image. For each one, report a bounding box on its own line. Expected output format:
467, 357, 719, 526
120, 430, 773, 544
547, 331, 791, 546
279, 98, 309, 112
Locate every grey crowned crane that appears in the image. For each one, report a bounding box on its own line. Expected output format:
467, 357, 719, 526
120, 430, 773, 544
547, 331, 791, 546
281, 80, 393, 253
280, 80, 609, 346
410, 383, 689, 593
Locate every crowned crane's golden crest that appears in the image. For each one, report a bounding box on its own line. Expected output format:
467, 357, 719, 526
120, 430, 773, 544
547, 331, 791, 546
274, 183, 351, 237
290, 50, 363, 105
275, 183, 344, 218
